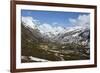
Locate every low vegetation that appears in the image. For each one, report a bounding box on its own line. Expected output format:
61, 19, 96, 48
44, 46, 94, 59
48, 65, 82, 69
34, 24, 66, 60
21, 23, 90, 63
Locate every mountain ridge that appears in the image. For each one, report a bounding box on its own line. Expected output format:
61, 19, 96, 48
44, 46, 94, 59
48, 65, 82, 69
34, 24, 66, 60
21, 16, 90, 46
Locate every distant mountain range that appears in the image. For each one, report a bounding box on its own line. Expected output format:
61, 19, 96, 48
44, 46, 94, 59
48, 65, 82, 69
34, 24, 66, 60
22, 16, 90, 48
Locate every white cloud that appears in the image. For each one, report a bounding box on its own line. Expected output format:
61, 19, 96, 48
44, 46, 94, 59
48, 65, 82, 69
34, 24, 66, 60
54, 26, 65, 33
69, 14, 90, 28
39, 23, 54, 33
38, 23, 66, 37
69, 19, 76, 23
22, 16, 39, 29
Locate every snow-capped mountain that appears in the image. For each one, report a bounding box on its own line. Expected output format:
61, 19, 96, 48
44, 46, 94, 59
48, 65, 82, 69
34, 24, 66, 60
22, 17, 38, 29
21, 16, 90, 46
21, 16, 90, 62
22, 16, 67, 38
54, 28, 90, 45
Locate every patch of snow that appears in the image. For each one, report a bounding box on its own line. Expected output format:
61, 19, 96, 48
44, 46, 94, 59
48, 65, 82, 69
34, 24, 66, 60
72, 33, 79, 37
22, 16, 38, 29
29, 56, 50, 62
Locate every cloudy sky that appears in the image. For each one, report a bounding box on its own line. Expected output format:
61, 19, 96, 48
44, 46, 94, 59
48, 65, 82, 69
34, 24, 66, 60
21, 9, 90, 28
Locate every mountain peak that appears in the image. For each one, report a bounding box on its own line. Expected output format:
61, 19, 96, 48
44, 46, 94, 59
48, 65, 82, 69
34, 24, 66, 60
22, 16, 38, 29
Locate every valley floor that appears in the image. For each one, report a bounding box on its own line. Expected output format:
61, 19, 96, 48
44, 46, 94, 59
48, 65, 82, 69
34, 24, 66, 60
21, 47, 90, 63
